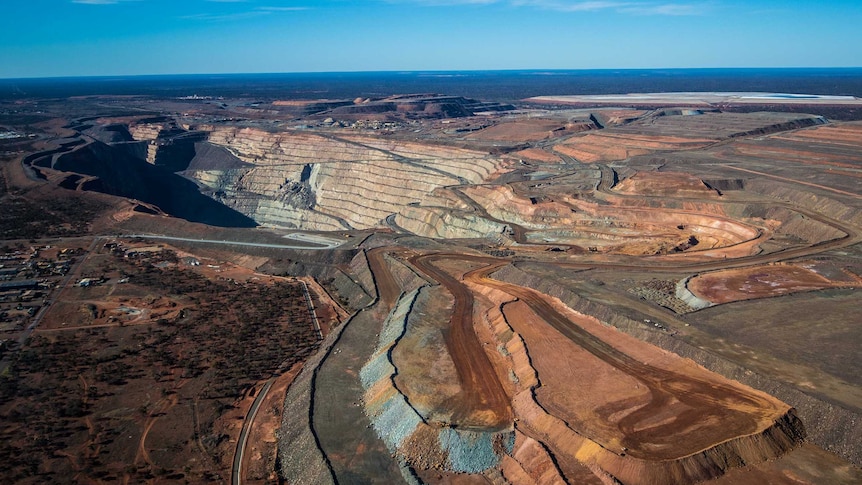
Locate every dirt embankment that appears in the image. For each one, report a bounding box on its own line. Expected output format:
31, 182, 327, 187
746, 179, 862, 227
614, 171, 720, 198
267, 255, 373, 311
359, 287, 516, 475
466, 270, 803, 485
688, 262, 862, 304
410, 254, 513, 429
348, 249, 377, 299
479, 268, 800, 481
277, 321, 343, 485
492, 264, 862, 466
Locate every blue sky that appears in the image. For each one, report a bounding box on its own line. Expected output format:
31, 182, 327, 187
1, 1, 860, 78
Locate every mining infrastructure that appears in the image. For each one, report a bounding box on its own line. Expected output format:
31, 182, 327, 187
0, 90, 861, 484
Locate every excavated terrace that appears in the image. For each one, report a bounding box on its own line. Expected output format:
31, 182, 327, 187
464, 260, 806, 484
183, 127, 510, 230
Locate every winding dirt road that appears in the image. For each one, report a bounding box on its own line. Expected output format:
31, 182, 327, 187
409, 254, 512, 429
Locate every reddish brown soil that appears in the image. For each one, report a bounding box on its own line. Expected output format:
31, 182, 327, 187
0, 243, 323, 483
780, 122, 862, 141
553, 132, 713, 162
614, 171, 719, 197
465, 119, 590, 142
593, 109, 650, 125
389, 285, 465, 423
510, 147, 563, 163
464, 259, 789, 461
298, 276, 349, 336
689, 262, 862, 304
414, 470, 493, 485
501, 300, 648, 446
238, 364, 303, 484
501, 431, 568, 484
367, 247, 403, 306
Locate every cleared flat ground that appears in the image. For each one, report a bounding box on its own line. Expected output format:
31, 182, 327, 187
693, 288, 862, 408
689, 262, 862, 304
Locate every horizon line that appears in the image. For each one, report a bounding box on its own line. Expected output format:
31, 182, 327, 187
3, 66, 862, 82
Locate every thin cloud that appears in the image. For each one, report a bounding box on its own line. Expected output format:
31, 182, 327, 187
619, 3, 706, 15
71, 0, 139, 4
397, 0, 710, 15
396, 0, 498, 5
258, 6, 311, 11
183, 6, 311, 22
512, 1, 632, 12
385, 0, 498, 6
182, 11, 268, 21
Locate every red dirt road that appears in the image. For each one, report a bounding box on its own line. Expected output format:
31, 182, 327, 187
367, 247, 403, 307
410, 254, 513, 429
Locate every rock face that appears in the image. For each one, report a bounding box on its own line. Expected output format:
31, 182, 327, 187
397, 206, 511, 240
36, 139, 256, 227
183, 127, 509, 230
400, 183, 765, 255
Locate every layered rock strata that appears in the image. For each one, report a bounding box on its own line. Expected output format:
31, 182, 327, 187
417, 184, 766, 254
396, 206, 511, 241
184, 127, 507, 230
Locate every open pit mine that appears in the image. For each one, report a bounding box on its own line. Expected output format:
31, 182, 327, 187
8, 92, 862, 484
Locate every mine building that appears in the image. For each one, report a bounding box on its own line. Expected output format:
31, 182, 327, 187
0, 280, 41, 291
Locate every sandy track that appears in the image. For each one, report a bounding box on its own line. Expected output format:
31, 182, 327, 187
366, 247, 402, 306
410, 254, 512, 429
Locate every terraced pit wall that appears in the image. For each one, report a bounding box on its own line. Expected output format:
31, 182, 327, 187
190, 127, 508, 231
396, 206, 512, 241
492, 264, 861, 466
